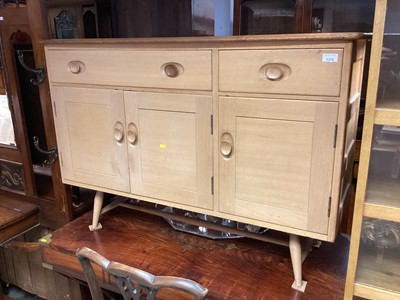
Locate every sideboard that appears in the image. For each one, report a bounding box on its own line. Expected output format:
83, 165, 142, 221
43, 33, 365, 291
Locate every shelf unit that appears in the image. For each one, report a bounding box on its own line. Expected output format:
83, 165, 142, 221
345, 0, 400, 299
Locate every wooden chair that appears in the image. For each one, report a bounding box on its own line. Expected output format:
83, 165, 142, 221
76, 247, 208, 300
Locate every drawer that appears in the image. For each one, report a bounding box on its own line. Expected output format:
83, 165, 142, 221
219, 48, 344, 97
45, 48, 212, 91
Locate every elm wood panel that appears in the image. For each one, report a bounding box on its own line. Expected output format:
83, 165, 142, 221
218, 48, 344, 97
43, 207, 349, 299
125, 91, 213, 210
218, 97, 338, 235
51, 87, 129, 193
0, 197, 39, 242
46, 49, 212, 91
41, 32, 366, 45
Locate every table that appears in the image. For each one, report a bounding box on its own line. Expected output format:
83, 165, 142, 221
41, 205, 350, 299
0, 197, 39, 299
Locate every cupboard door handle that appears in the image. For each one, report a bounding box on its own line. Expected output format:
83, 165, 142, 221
161, 62, 183, 78
220, 133, 233, 158
127, 123, 138, 145
67, 61, 85, 74
114, 122, 124, 143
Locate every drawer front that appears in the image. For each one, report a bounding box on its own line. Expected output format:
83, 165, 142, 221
46, 48, 212, 91
219, 48, 344, 97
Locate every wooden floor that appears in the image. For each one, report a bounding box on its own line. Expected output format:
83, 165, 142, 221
42, 206, 350, 300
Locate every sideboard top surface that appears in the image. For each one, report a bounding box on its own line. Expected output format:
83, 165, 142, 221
42, 32, 366, 47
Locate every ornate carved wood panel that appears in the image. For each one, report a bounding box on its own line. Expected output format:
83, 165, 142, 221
0, 159, 24, 192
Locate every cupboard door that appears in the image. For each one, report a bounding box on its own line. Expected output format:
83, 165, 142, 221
51, 87, 129, 192
219, 97, 338, 234
124, 92, 213, 210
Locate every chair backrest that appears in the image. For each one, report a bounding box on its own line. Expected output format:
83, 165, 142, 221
76, 247, 208, 300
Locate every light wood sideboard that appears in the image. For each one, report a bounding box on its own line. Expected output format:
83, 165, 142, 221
44, 33, 365, 291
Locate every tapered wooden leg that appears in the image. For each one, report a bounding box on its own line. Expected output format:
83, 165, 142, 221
289, 234, 307, 292
89, 191, 104, 231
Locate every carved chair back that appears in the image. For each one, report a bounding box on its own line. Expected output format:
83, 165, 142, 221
76, 247, 208, 300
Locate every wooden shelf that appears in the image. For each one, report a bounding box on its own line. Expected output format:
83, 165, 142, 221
354, 283, 400, 300
355, 246, 400, 297
364, 178, 400, 222
375, 109, 400, 126
364, 203, 400, 222
375, 98, 400, 126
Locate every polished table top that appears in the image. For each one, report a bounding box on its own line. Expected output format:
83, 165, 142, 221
0, 197, 39, 244
42, 205, 349, 299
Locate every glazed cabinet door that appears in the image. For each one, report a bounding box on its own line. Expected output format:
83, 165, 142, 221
51, 87, 130, 192
219, 97, 338, 234
124, 91, 213, 209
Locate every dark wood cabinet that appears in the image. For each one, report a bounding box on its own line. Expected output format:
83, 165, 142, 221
0, 2, 72, 229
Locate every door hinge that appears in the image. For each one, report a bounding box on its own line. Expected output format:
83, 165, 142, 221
60, 151, 63, 167
327, 196, 332, 217
333, 124, 338, 148
53, 101, 57, 118
211, 176, 214, 195
211, 115, 213, 135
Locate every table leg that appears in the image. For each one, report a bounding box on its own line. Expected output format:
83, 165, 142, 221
89, 191, 104, 231
289, 234, 307, 292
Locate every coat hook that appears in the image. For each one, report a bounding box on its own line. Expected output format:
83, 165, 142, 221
16, 50, 46, 85
33, 136, 58, 166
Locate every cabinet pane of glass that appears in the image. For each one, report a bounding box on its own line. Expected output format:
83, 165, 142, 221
366, 125, 400, 207
312, 0, 374, 33
0, 94, 15, 146
355, 217, 400, 293
240, 0, 295, 35
376, 0, 400, 109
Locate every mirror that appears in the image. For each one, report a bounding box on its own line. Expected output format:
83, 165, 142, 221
0, 53, 16, 146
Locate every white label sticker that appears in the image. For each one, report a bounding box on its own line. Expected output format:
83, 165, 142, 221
322, 53, 338, 63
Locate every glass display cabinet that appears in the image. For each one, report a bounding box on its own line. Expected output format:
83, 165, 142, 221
345, 0, 400, 299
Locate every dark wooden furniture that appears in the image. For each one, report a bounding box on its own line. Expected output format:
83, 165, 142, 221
42, 206, 350, 299
0, 197, 39, 299
0, 198, 39, 243
76, 246, 208, 300
0, 0, 73, 229
233, 0, 313, 35
0, 2, 79, 297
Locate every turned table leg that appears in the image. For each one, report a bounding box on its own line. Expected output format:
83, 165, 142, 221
89, 191, 104, 231
289, 234, 307, 292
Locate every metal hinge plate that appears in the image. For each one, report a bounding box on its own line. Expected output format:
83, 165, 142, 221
327, 196, 332, 217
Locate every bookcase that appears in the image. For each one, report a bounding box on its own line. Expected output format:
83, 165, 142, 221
344, 0, 400, 299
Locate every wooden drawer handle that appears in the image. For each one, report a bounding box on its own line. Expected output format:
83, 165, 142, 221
114, 122, 124, 143
127, 123, 138, 145
161, 62, 183, 78
266, 66, 284, 80
220, 133, 234, 159
259, 63, 291, 81
67, 61, 85, 74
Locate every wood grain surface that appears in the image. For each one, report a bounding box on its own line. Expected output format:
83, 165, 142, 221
43, 206, 349, 299
0, 197, 39, 243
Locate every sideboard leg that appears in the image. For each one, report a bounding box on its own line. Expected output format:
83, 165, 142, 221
89, 191, 104, 231
289, 234, 307, 292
